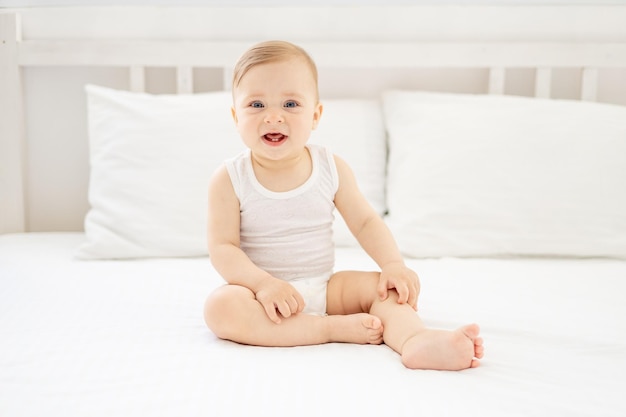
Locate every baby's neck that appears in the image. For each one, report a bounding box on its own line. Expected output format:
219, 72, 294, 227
251, 148, 313, 192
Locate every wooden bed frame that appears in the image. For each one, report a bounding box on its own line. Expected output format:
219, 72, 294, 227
2, 5, 626, 235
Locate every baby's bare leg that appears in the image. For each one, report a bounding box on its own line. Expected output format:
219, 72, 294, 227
327, 271, 484, 370
371, 290, 484, 370
204, 284, 383, 347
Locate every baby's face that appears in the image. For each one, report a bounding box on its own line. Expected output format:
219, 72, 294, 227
231, 58, 322, 163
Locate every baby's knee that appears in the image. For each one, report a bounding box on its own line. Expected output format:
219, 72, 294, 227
356, 270, 381, 286
329, 270, 383, 314
359, 271, 404, 311
203, 285, 252, 339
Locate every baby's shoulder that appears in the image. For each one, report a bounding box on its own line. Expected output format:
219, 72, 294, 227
209, 164, 232, 188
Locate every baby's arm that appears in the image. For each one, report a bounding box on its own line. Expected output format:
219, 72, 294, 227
333, 156, 420, 310
207, 166, 305, 323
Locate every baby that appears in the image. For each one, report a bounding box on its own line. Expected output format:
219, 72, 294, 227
204, 40, 484, 370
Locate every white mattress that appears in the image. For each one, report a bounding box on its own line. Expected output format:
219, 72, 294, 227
1, 233, 625, 417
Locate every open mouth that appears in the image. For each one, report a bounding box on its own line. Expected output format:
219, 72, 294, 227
263, 133, 287, 145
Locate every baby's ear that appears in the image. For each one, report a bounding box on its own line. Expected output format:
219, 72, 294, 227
312, 102, 323, 129
231, 107, 238, 125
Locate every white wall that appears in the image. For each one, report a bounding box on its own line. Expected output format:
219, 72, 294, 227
4, 5, 626, 232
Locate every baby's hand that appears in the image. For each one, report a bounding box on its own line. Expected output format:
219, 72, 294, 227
254, 277, 306, 324
377, 262, 421, 311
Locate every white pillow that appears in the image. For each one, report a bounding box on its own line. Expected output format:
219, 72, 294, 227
77, 85, 244, 259
77, 86, 386, 258
310, 99, 387, 247
383, 90, 626, 258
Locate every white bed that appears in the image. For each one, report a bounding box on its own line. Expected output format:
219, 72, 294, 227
1, 6, 626, 417
2, 233, 626, 416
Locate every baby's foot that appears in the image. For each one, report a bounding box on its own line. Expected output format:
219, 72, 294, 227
401, 324, 484, 370
328, 313, 384, 345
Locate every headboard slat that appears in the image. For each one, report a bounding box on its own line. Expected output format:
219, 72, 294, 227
222, 68, 233, 91
129, 66, 146, 92
17, 41, 626, 68
176, 66, 193, 94
488, 67, 506, 95
581, 68, 599, 101
0, 13, 26, 234
534, 68, 552, 98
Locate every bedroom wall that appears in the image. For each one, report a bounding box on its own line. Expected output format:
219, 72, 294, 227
2, 5, 626, 233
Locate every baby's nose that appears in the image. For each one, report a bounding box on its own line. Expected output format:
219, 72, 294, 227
264, 110, 284, 124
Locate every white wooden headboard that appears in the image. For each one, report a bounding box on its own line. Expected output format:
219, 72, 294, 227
1, 6, 626, 234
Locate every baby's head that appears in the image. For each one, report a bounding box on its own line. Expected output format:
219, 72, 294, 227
232, 40, 319, 102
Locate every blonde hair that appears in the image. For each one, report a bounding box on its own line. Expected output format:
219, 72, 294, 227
232, 40, 319, 99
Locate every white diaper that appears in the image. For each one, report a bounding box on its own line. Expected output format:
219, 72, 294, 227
289, 273, 331, 316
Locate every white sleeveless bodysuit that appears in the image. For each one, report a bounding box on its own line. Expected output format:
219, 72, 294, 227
225, 144, 339, 314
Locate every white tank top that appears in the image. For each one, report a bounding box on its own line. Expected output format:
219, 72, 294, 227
225, 144, 339, 281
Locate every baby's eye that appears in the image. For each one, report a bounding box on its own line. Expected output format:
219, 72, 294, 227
284, 100, 298, 108
250, 101, 264, 108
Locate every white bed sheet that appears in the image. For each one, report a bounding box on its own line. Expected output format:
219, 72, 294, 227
1, 233, 625, 417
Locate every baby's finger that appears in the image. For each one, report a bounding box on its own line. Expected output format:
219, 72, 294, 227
263, 302, 281, 324
414, 279, 421, 310
408, 283, 418, 310
286, 295, 301, 314
275, 300, 292, 319
377, 278, 389, 301
395, 281, 410, 304
293, 291, 306, 313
